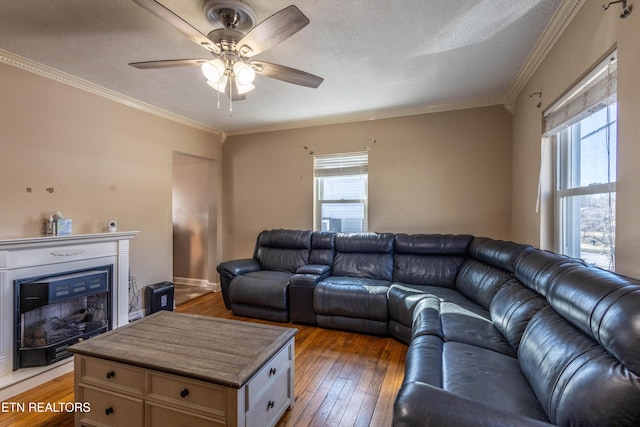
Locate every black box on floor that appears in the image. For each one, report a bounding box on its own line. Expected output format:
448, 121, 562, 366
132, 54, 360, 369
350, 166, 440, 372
145, 281, 174, 315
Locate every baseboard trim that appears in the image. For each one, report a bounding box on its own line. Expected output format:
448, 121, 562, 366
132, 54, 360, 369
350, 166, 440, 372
173, 277, 220, 292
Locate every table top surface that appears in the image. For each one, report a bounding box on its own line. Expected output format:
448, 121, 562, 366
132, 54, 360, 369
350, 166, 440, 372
68, 311, 297, 388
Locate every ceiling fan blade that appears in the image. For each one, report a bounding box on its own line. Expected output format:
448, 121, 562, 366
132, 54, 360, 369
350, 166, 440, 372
129, 59, 210, 69
237, 5, 309, 58
252, 61, 323, 88
131, 0, 219, 54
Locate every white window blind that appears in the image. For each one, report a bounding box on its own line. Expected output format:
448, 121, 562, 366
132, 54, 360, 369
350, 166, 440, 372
314, 152, 368, 177
544, 56, 617, 136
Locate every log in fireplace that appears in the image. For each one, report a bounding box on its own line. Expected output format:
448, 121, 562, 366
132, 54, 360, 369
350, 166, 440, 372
14, 266, 112, 370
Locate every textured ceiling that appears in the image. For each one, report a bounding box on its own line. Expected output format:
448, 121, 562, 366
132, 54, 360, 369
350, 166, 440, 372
0, 0, 562, 134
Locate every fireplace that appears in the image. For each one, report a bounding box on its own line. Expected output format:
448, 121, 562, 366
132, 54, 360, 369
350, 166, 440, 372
0, 231, 138, 400
14, 266, 112, 370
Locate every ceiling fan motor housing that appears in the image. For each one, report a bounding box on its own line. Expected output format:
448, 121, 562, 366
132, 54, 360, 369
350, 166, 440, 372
203, 0, 257, 32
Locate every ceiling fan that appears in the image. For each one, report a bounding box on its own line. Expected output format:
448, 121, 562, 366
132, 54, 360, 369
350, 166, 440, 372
129, 0, 324, 109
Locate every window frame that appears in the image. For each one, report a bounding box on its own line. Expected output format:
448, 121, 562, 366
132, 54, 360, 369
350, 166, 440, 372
313, 152, 368, 232
547, 52, 617, 270
554, 118, 617, 264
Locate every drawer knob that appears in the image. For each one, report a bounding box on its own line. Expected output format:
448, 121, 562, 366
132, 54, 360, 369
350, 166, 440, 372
105, 407, 114, 415
269, 367, 277, 376
106, 371, 115, 379
267, 400, 275, 410
180, 388, 189, 398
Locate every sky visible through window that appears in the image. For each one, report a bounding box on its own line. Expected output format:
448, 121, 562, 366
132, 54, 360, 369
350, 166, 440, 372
578, 103, 617, 187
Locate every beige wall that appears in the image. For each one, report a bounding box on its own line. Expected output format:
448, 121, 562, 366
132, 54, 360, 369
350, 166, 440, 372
0, 62, 223, 310
172, 153, 212, 281
511, 2, 640, 278
222, 105, 513, 259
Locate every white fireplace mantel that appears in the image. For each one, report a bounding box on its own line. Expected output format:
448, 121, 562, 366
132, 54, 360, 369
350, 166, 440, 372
0, 231, 138, 400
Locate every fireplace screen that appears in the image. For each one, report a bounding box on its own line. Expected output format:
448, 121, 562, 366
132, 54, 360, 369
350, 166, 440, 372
14, 266, 112, 370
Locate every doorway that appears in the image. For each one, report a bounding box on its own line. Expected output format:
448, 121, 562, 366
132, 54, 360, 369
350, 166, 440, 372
172, 152, 218, 304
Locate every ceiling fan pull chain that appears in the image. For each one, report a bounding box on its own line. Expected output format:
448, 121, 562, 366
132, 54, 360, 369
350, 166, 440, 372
217, 84, 221, 111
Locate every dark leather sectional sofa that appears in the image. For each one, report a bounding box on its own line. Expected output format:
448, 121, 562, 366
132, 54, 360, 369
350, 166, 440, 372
217, 229, 640, 426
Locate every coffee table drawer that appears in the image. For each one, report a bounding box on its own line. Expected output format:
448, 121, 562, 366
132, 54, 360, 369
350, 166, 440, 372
146, 402, 225, 427
246, 369, 290, 427
245, 342, 292, 407
79, 356, 144, 394
147, 371, 228, 416
78, 385, 143, 427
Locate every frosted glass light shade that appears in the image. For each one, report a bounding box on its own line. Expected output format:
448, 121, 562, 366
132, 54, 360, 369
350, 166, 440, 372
233, 62, 256, 85
207, 74, 228, 92
202, 59, 225, 82
236, 81, 255, 94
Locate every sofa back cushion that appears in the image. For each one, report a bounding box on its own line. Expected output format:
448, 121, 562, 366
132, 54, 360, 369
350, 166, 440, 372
489, 279, 548, 353
309, 231, 336, 265
544, 264, 640, 375
455, 238, 534, 309
518, 260, 640, 425
518, 306, 640, 425
468, 237, 533, 273
393, 234, 472, 287
254, 229, 312, 273
332, 232, 394, 281
514, 249, 586, 297
455, 260, 511, 309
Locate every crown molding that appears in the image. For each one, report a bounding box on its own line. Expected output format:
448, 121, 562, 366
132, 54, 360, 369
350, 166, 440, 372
0, 49, 225, 140
225, 96, 506, 136
506, 0, 586, 101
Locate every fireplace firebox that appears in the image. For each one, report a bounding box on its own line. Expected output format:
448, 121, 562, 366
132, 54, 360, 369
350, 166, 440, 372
14, 266, 112, 370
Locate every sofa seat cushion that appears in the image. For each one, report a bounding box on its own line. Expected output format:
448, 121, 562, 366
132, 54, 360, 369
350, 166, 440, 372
393, 382, 554, 427
229, 270, 292, 310
397, 283, 478, 307
387, 284, 434, 329
388, 283, 485, 327
314, 277, 390, 322
442, 341, 546, 420
411, 297, 515, 356
403, 335, 548, 422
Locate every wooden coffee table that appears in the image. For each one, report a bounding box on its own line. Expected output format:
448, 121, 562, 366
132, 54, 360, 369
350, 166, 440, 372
68, 311, 297, 427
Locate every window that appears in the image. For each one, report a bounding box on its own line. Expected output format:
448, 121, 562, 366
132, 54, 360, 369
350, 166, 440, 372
545, 53, 617, 270
314, 152, 368, 232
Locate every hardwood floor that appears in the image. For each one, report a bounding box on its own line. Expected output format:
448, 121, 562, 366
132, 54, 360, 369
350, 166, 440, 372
0, 292, 406, 427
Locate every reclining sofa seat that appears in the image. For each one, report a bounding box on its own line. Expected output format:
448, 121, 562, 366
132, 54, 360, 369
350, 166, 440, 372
313, 232, 395, 336
216, 229, 312, 322
387, 233, 474, 344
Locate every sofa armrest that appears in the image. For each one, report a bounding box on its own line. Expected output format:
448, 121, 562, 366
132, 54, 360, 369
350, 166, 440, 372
296, 264, 331, 275
217, 258, 261, 276
216, 258, 261, 309
394, 382, 553, 427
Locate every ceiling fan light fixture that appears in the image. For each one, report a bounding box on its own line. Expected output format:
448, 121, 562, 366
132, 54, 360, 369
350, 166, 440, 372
207, 74, 228, 92
233, 61, 256, 85
202, 59, 226, 82
236, 80, 255, 94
